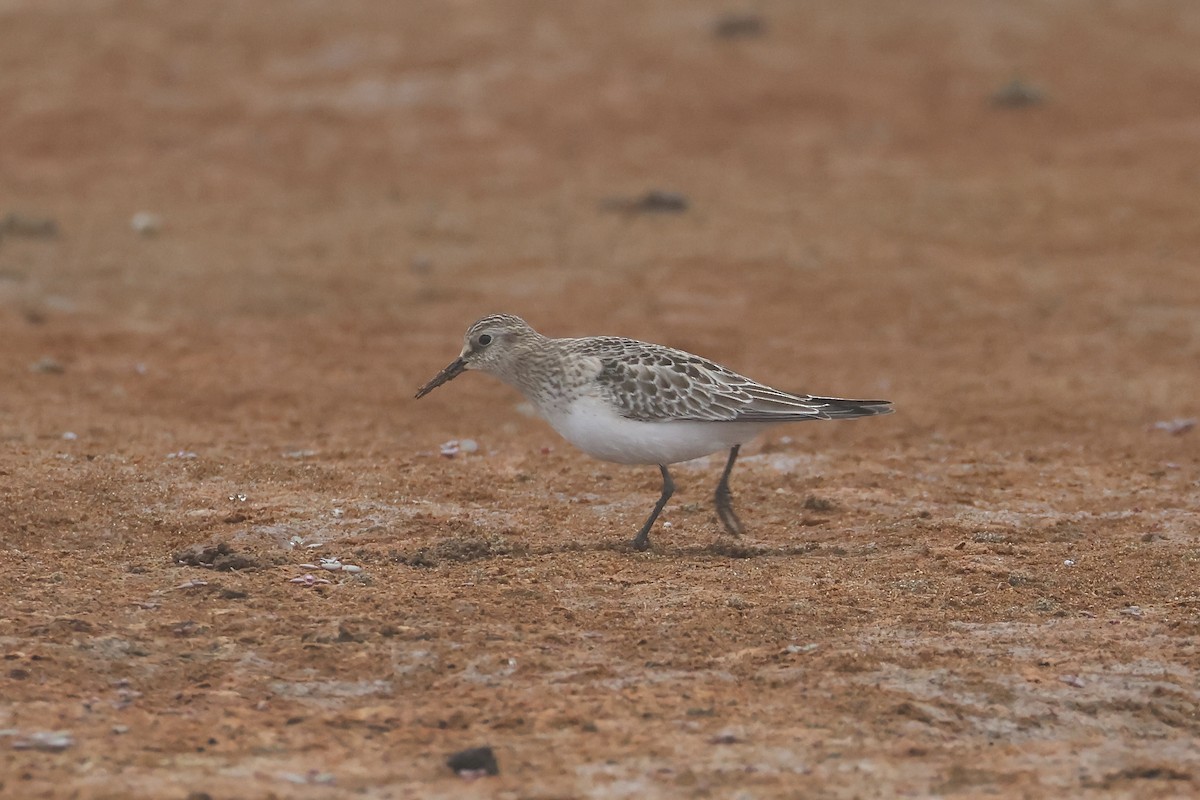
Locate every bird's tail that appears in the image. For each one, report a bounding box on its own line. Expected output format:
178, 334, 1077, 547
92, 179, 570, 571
810, 396, 894, 420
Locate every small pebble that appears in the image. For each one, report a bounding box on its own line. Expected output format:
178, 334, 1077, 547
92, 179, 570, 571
446, 746, 499, 777
30, 357, 65, 374
131, 211, 163, 236
634, 189, 688, 212
713, 13, 766, 39
991, 77, 1044, 107
601, 189, 689, 214
2, 212, 59, 238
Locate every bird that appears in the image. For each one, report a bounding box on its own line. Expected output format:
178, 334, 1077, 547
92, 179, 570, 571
416, 314, 892, 551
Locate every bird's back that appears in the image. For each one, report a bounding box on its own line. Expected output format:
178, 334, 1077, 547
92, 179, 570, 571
559, 336, 892, 424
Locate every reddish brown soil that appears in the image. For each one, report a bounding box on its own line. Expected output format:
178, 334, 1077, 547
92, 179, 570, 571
3, 2, 1199, 797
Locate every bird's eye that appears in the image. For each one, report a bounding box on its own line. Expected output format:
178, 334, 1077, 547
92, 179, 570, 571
477, 333, 493, 347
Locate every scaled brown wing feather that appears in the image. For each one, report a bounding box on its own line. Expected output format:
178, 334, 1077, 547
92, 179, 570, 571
584, 338, 831, 423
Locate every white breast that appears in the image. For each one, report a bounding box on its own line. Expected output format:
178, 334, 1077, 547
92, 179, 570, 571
539, 395, 773, 466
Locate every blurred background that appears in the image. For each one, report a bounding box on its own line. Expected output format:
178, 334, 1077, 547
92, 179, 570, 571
4, 2, 1198, 449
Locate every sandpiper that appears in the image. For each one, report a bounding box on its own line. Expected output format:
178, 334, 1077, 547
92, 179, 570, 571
416, 314, 892, 550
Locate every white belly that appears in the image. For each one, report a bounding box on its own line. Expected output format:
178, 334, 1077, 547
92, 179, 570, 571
540, 395, 773, 465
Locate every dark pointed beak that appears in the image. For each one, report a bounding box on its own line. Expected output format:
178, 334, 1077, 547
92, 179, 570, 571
415, 357, 468, 399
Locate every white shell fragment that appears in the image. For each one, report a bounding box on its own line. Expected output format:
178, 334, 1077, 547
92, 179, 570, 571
174, 579, 209, 590
11, 731, 75, 752
289, 574, 332, 587
1152, 418, 1196, 436
131, 211, 163, 236
291, 556, 364, 581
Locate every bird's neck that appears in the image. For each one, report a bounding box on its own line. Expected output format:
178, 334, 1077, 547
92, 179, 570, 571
503, 340, 581, 411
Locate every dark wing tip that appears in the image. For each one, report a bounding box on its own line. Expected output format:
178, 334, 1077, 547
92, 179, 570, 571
810, 397, 894, 419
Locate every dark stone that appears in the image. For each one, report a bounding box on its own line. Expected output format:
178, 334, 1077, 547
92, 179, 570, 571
446, 746, 499, 776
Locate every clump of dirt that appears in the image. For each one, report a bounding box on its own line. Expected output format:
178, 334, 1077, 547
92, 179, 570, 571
803, 495, 838, 512
394, 532, 526, 567
173, 542, 267, 571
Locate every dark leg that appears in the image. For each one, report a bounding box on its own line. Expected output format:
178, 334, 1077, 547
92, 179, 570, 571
631, 465, 674, 551
714, 445, 744, 536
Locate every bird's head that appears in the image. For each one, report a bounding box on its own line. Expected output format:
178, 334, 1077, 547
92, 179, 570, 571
414, 314, 541, 398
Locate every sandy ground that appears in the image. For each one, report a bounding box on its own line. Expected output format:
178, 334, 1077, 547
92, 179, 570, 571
2, 1, 1199, 797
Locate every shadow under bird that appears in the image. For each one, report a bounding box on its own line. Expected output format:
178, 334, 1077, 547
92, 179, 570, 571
416, 314, 892, 551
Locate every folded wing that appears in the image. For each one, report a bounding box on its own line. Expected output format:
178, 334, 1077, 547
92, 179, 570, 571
580, 337, 892, 423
